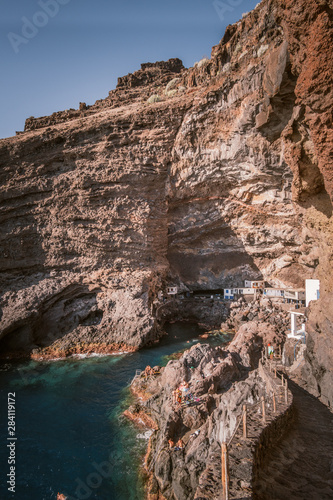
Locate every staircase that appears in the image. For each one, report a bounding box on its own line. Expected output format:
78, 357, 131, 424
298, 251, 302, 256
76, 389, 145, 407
253, 380, 333, 499
288, 344, 307, 374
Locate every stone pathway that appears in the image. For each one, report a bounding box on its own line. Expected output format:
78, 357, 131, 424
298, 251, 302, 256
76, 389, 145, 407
253, 380, 333, 499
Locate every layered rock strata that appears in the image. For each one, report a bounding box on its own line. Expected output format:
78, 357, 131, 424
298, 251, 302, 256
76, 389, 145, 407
0, 0, 332, 377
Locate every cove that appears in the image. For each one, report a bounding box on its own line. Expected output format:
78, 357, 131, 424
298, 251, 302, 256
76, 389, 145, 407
0, 323, 231, 500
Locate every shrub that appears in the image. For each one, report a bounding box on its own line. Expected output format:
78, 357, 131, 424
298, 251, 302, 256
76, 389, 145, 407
197, 57, 210, 68
165, 77, 180, 93
165, 89, 178, 98
147, 94, 161, 104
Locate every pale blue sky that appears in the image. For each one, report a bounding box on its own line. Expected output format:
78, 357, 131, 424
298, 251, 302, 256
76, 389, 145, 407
0, 0, 259, 139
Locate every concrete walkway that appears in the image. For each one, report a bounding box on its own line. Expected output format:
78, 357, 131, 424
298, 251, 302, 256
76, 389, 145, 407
254, 380, 333, 499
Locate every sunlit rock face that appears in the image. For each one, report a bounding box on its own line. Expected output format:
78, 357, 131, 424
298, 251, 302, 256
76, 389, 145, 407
0, 0, 332, 361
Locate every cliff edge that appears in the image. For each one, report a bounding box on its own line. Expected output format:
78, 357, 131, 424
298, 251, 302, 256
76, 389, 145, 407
0, 0, 332, 398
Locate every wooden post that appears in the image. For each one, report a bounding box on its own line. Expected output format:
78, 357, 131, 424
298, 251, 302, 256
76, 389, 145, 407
273, 392, 276, 413
274, 367, 277, 378
261, 396, 266, 423
243, 404, 247, 439
279, 345, 281, 357
285, 384, 288, 404
281, 374, 284, 387
221, 442, 229, 500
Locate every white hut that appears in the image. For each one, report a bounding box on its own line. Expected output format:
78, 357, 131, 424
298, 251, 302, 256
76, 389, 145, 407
236, 288, 255, 296
224, 288, 237, 300
263, 288, 285, 298
284, 289, 305, 304
305, 279, 320, 307
244, 280, 265, 289
288, 311, 306, 339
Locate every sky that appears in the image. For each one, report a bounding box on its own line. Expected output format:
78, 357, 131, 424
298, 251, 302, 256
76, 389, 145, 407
0, 0, 260, 139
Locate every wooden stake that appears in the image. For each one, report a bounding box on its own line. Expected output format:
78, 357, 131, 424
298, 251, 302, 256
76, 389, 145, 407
221, 442, 229, 500
243, 404, 247, 439
273, 392, 276, 413
274, 367, 277, 378
281, 374, 284, 387
285, 384, 288, 404
261, 396, 266, 423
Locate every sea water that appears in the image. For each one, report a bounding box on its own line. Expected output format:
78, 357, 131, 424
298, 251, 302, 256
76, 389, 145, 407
0, 323, 231, 500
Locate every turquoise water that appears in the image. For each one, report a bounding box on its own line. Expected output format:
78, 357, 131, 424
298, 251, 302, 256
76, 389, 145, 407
0, 323, 231, 500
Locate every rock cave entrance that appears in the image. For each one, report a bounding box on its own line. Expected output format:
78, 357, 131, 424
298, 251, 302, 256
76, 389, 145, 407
0, 284, 104, 357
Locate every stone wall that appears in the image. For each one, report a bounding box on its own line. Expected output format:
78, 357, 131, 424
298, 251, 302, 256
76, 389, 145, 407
227, 361, 294, 498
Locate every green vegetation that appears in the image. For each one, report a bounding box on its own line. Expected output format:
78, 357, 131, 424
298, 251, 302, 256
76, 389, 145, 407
165, 77, 180, 93
147, 94, 162, 104
197, 57, 210, 68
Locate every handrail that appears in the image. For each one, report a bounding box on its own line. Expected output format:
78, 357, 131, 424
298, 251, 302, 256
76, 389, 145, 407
294, 339, 302, 361
130, 369, 142, 385
227, 408, 245, 447
293, 331, 306, 361
221, 357, 292, 499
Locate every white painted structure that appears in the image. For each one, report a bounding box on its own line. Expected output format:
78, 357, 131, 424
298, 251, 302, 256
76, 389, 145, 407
284, 289, 305, 302
167, 286, 178, 295
237, 288, 255, 295
305, 279, 320, 307
244, 280, 265, 289
263, 288, 284, 298
224, 289, 237, 300
288, 311, 306, 339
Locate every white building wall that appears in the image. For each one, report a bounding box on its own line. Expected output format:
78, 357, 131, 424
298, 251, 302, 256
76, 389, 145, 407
285, 290, 305, 300
264, 288, 284, 297
306, 279, 320, 307
244, 280, 265, 289
238, 288, 255, 295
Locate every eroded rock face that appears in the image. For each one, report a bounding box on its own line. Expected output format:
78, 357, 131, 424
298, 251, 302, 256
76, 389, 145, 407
0, 0, 332, 356
131, 325, 278, 500
300, 292, 333, 406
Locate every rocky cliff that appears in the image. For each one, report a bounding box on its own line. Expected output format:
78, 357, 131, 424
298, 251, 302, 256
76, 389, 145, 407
128, 326, 293, 500
0, 0, 332, 377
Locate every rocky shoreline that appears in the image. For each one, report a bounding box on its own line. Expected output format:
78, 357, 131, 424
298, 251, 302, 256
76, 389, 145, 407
124, 307, 291, 500
1, 0, 332, 402
0, 341, 137, 361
